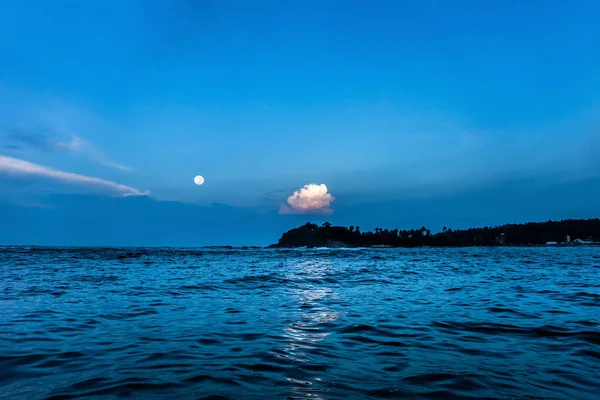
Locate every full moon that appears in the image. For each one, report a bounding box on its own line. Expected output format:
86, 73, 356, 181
194, 175, 205, 185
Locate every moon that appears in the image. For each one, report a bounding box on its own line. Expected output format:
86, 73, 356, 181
194, 175, 205, 185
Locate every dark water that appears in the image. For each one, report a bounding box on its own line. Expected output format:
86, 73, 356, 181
1, 247, 599, 399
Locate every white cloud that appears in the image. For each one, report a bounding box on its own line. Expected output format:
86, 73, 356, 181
4, 130, 132, 172
279, 183, 335, 214
55, 137, 85, 152
56, 137, 132, 171
0, 155, 146, 196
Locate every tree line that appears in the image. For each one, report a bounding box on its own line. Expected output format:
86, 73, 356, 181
272, 219, 600, 247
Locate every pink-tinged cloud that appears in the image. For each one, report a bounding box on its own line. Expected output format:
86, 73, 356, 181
279, 183, 335, 214
0, 155, 146, 196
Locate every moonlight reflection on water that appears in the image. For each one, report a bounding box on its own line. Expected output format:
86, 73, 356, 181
0, 246, 598, 399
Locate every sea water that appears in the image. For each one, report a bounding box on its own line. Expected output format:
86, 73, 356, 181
1, 246, 599, 399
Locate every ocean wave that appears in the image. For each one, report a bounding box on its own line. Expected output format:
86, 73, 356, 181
0, 246, 598, 399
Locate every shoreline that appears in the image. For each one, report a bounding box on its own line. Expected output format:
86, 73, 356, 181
270, 219, 600, 248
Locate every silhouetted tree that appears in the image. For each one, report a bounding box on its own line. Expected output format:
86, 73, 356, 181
270, 218, 600, 248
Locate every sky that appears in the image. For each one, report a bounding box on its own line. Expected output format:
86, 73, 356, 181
1, 0, 599, 245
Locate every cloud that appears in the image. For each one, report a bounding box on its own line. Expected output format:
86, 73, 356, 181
7, 130, 56, 152
2, 144, 22, 150
5, 130, 131, 171
55, 136, 84, 152
56, 137, 132, 171
0, 155, 146, 196
279, 183, 335, 214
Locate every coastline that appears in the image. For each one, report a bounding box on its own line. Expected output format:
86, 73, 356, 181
269, 219, 600, 248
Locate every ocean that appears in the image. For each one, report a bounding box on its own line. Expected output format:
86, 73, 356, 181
1, 246, 599, 399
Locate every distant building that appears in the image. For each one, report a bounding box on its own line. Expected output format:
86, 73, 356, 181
566, 234, 571, 243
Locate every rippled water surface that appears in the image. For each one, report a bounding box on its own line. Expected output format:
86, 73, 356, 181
1, 246, 599, 399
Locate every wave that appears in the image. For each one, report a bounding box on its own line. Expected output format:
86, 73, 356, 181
1, 246, 599, 399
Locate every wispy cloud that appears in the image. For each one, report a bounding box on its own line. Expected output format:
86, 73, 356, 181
56, 136, 132, 171
2, 144, 22, 150
5, 130, 131, 171
0, 155, 146, 196
279, 184, 335, 214
6, 130, 56, 152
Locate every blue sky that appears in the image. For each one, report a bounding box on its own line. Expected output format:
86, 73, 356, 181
1, 0, 599, 245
